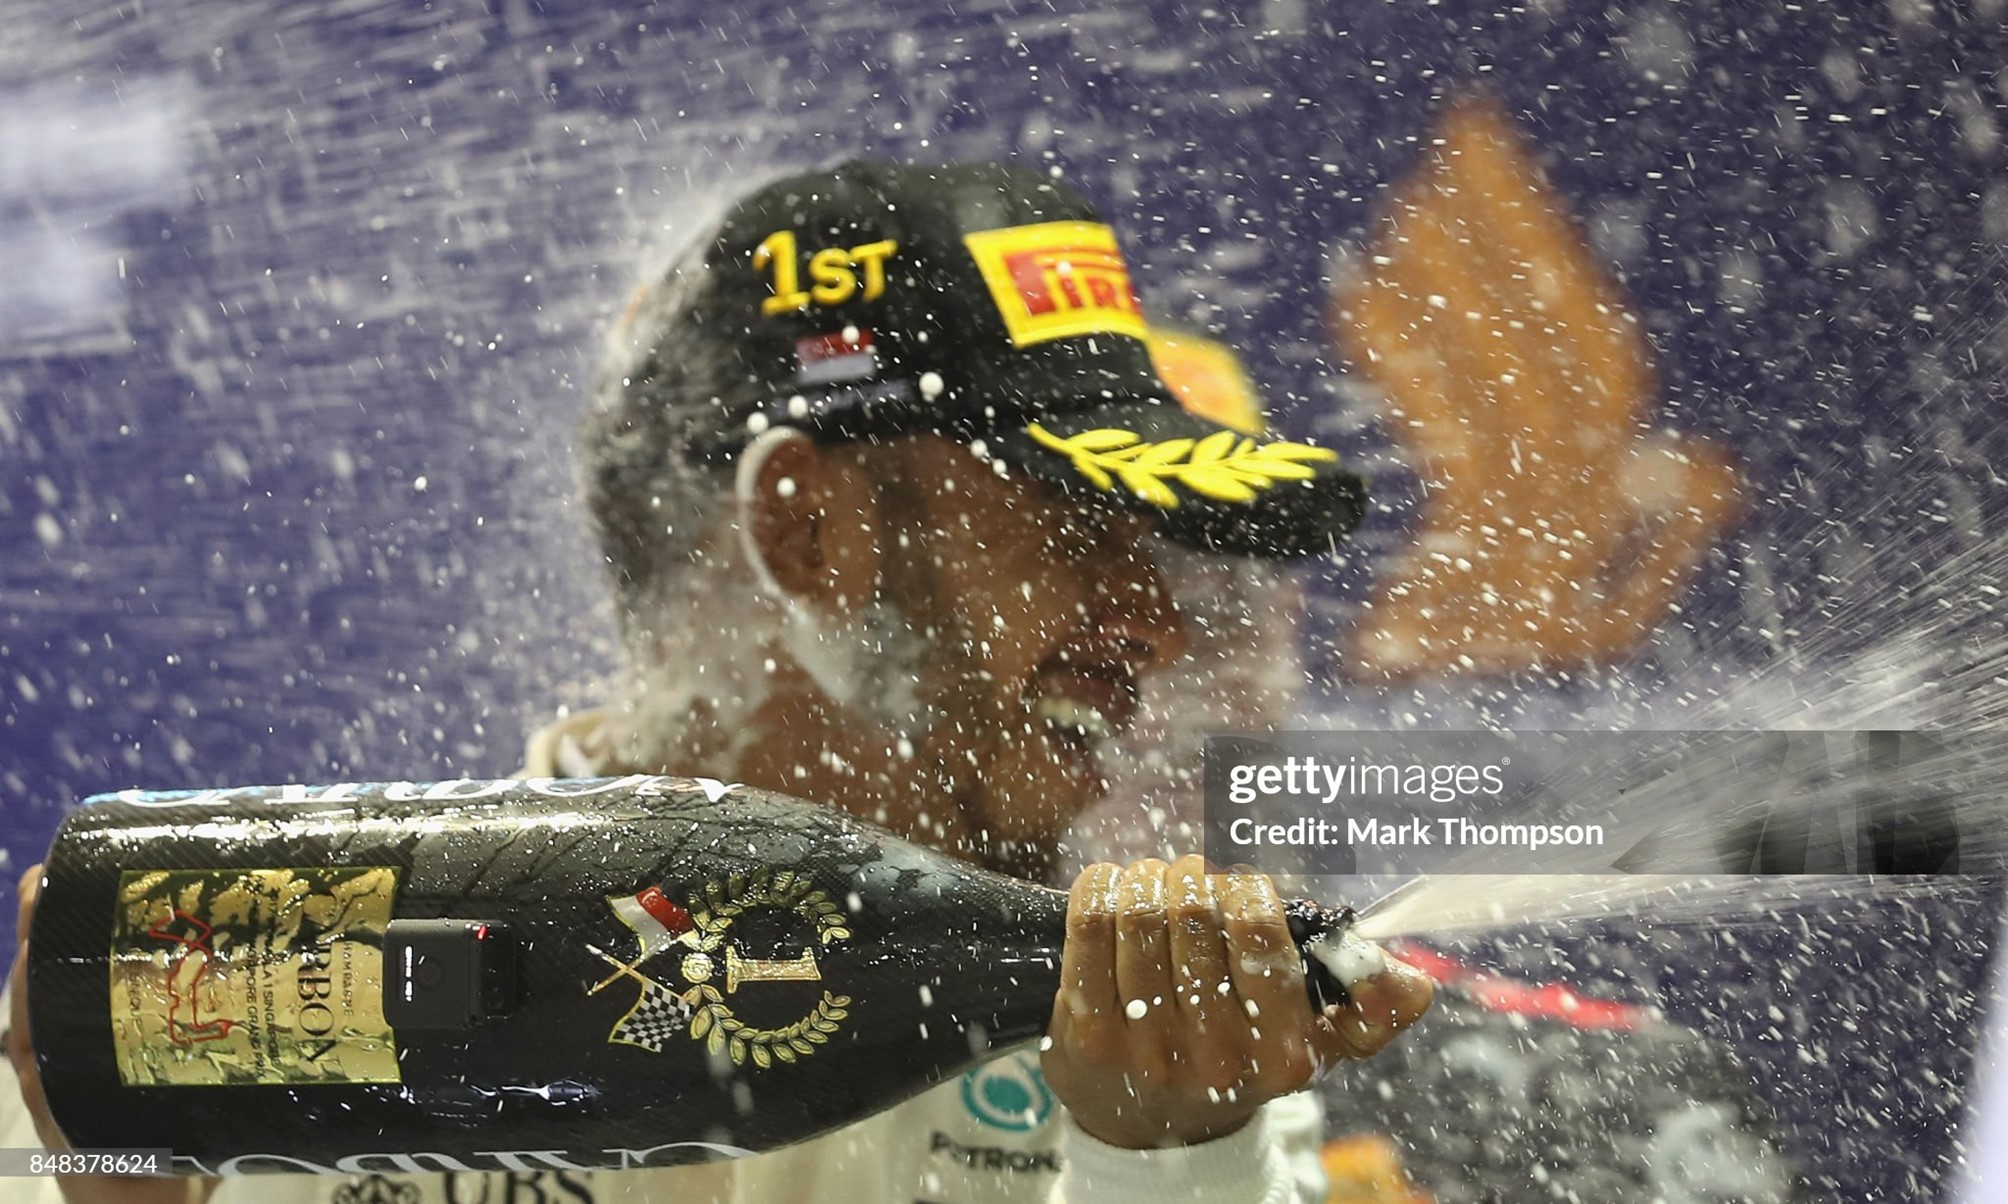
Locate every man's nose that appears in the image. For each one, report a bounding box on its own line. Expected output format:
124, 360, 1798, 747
1087, 532, 1190, 671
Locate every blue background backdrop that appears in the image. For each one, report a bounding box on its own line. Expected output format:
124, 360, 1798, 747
3, 1, 2004, 1197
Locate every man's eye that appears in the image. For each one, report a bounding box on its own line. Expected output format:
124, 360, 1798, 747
1052, 522, 1100, 557
1064, 507, 1123, 547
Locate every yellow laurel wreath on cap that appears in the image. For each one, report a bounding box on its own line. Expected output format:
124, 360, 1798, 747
1026, 423, 1338, 509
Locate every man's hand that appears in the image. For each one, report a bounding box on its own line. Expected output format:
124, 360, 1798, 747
8, 865, 205, 1204
1042, 856, 1432, 1150
7, 866, 64, 1154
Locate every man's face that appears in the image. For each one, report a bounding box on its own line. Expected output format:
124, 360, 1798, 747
869, 436, 1191, 859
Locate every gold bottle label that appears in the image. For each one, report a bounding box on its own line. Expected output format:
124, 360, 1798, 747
109, 867, 402, 1087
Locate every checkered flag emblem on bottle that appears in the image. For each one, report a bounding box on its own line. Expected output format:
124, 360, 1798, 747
610, 977, 696, 1054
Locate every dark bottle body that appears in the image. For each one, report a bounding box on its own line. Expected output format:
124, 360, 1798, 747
29, 776, 1073, 1176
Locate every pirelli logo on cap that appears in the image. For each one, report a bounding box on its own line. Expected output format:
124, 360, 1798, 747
964, 221, 1148, 348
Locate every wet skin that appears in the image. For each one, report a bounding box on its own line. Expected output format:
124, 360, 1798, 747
733, 433, 1433, 1149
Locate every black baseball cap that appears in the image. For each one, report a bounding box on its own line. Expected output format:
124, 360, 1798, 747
617, 158, 1367, 559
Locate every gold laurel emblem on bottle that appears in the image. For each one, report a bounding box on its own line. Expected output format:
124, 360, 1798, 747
685, 870, 852, 1068
1025, 423, 1337, 509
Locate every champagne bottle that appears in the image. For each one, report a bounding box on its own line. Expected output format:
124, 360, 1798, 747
27, 775, 1358, 1176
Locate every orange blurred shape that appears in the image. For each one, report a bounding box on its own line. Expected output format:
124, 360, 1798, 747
1146, 327, 1268, 435
1330, 96, 1743, 679
1320, 1133, 1434, 1204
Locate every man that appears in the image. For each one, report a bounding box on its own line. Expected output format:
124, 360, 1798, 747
4, 158, 1432, 1203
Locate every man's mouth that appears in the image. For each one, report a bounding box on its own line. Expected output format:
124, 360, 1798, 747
1031, 664, 1140, 756
1035, 695, 1116, 744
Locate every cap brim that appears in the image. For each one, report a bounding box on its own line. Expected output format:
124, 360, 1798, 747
980, 399, 1368, 560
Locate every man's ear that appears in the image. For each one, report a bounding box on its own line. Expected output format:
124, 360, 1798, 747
738, 429, 883, 617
